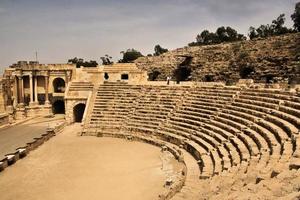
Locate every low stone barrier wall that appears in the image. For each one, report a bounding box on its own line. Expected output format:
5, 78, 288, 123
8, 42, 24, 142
96, 132, 187, 200
0, 113, 9, 127
0, 121, 67, 173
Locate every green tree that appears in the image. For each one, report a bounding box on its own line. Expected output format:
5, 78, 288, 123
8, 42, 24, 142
272, 14, 292, 34
68, 57, 98, 68
119, 49, 143, 63
248, 26, 258, 40
291, 2, 300, 32
154, 45, 168, 56
100, 55, 113, 65
190, 27, 245, 46
249, 14, 293, 39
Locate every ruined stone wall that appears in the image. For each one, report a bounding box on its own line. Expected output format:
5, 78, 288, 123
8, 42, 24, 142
135, 33, 300, 83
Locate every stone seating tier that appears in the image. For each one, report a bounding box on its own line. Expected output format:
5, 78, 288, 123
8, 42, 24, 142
83, 82, 300, 188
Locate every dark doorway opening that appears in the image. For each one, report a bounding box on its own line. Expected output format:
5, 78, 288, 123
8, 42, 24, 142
239, 66, 255, 79
53, 100, 65, 114
104, 73, 109, 80
73, 103, 86, 122
204, 75, 214, 82
148, 70, 161, 81
121, 74, 129, 80
173, 56, 193, 83
173, 66, 192, 83
265, 75, 275, 84
53, 78, 66, 93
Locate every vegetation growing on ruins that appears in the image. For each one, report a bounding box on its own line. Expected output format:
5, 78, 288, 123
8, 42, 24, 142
188, 26, 246, 46
248, 14, 294, 39
119, 49, 143, 63
100, 55, 113, 65
67, 57, 98, 68
153, 45, 168, 56
188, 2, 300, 46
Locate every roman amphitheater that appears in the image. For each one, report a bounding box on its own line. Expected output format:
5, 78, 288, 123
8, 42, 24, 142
0, 34, 300, 200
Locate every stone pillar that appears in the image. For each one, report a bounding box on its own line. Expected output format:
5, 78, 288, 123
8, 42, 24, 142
13, 76, 18, 107
15, 75, 26, 120
45, 75, 50, 104
6, 76, 13, 106
29, 74, 34, 105
43, 74, 52, 116
65, 71, 69, 84
18, 76, 24, 105
34, 76, 38, 104
6, 76, 14, 122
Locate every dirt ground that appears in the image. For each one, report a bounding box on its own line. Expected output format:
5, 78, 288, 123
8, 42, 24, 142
0, 124, 166, 200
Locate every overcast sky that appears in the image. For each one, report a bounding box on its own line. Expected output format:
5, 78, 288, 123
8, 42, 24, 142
0, 0, 298, 70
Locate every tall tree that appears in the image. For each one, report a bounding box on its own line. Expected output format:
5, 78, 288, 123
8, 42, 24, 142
291, 2, 300, 32
68, 57, 98, 68
100, 55, 113, 65
119, 49, 143, 63
154, 45, 168, 56
189, 27, 245, 46
248, 26, 258, 40
249, 14, 293, 39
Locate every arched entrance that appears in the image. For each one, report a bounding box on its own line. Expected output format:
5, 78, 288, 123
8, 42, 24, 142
53, 100, 65, 114
73, 103, 86, 122
53, 78, 66, 93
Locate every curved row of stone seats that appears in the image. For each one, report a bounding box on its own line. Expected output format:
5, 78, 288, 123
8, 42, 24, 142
68, 81, 94, 91
218, 109, 279, 155
214, 112, 279, 170
234, 96, 298, 138
228, 103, 292, 146
154, 87, 252, 177
123, 86, 186, 133
84, 84, 300, 190
88, 82, 141, 131
238, 91, 300, 129
233, 91, 298, 156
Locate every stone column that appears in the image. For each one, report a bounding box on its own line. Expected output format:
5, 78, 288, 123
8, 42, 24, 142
18, 76, 24, 105
6, 76, 13, 106
14, 76, 18, 106
34, 76, 38, 104
43, 74, 52, 116
45, 75, 50, 104
65, 71, 69, 84
29, 74, 34, 105
15, 75, 26, 120
6, 76, 14, 122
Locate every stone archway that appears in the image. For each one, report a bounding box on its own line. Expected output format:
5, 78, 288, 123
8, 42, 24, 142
53, 100, 65, 114
73, 103, 86, 122
53, 78, 66, 93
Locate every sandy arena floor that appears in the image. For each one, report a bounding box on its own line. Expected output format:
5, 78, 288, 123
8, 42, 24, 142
0, 124, 166, 200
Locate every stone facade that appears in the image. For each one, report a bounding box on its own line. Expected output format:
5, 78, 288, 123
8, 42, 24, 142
135, 33, 300, 84
1, 62, 147, 124
2, 61, 75, 120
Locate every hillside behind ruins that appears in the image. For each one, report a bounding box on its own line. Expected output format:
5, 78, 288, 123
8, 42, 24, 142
135, 33, 300, 84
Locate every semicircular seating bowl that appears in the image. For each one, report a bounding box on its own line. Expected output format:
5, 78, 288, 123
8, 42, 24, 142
82, 82, 300, 199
